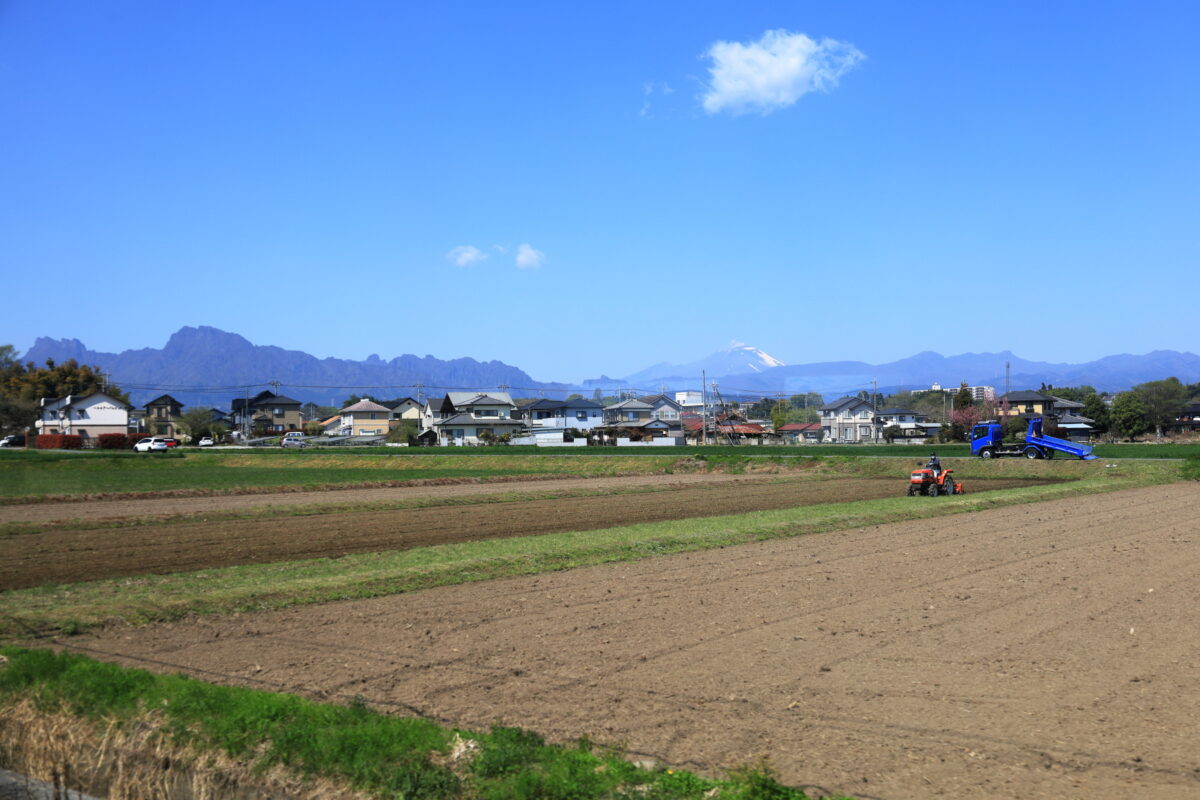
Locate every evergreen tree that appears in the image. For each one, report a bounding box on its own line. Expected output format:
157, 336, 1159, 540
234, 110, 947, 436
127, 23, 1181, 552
1108, 392, 1148, 441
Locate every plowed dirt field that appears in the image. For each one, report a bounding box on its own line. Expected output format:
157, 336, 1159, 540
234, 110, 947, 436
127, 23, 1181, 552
1, 475, 1043, 589
67, 483, 1200, 799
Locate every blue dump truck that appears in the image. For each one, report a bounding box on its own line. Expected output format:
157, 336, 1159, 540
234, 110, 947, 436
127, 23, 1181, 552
970, 418, 1097, 460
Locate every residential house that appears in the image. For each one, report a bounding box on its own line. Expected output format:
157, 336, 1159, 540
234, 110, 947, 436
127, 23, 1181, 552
381, 397, 422, 424
36, 392, 131, 442
519, 397, 605, 432
603, 399, 653, 424
997, 390, 1056, 419
997, 391, 1095, 440
430, 392, 523, 445
144, 394, 184, 437
639, 394, 683, 421
338, 399, 391, 437
776, 422, 823, 443
876, 408, 942, 444
231, 391, 303, 435
1169, 402, 1200, 434
819, 397, 880, 443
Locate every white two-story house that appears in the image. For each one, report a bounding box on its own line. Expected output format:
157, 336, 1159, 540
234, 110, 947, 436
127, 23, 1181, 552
875, 408, 943, 444
36, 392, 131, 442
520, 397, 605, 433
820, 396, 880, 443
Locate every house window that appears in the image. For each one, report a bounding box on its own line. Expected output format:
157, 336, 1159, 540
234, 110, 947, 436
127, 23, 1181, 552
273, 408, 284, 417
859, 425, 873, 436
77, 409, 87, 418
576, 411, 587, 420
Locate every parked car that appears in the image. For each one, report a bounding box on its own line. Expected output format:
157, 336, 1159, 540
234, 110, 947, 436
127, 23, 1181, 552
0, 434, 26, 448
133, 437, 170, 452
198, 436, 215, 447
163, 437, 181, 448
280, 435, 308, 448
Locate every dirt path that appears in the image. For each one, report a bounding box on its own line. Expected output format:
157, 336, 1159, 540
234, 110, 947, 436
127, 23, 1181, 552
0, 477, 1043, 590
63, 483, 1200, 798
0, 472, 771, 525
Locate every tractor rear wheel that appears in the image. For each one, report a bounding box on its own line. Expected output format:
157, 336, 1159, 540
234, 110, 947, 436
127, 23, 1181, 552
929, 483, 939, 498
943, 477, 956, 496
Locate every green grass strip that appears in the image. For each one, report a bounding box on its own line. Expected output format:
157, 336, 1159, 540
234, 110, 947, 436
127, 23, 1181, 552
0, 462, 1180, 638
0, 646, 844, 800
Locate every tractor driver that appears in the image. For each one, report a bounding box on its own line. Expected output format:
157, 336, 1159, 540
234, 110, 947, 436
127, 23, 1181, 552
927, 452, 941, 477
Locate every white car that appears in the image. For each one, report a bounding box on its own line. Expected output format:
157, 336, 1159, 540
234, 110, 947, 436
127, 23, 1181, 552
198, 437, 215, 447
133, 437, 169, 452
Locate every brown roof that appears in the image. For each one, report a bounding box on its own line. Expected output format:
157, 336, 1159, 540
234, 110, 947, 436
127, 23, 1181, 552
339, 400, 391, 413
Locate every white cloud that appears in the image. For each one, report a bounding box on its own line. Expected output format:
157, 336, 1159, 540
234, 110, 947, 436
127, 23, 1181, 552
447, 245, 487, 267
515, 243, 545, 269
701, 29, 864, 116
492, 244, 508, 253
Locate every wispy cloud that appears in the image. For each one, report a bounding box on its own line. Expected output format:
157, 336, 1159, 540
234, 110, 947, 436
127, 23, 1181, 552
515, 243, 545, 269
447, 245, 488, 267
701, 29, 864, 116
640, 81, 675, 117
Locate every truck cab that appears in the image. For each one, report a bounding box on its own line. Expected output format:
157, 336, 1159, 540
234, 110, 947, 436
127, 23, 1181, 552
970, 422, 1004, 458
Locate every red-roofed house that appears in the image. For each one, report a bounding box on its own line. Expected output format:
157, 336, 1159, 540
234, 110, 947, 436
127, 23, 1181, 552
777, 422, 823, 443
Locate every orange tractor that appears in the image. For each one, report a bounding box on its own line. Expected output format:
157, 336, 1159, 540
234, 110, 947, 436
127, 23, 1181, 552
906, 463, 964, 497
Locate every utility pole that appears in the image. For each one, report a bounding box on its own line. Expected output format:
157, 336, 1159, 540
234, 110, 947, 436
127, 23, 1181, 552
700, 370, 708, 445
872, 377, 879, 443
414, 382, 424, 406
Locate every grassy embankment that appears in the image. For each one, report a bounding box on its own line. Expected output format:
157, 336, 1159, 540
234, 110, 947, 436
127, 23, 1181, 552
0, 457, 1185, 637
0, 647, 844, 800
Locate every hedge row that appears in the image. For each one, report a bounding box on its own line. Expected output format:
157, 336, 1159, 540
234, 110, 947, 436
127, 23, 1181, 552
34, 435, 83, 450
97, 433, 152, 450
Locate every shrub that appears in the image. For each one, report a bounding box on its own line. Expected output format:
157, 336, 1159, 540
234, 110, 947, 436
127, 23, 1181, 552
97, 433, 127, 450
34, 434, 83, 450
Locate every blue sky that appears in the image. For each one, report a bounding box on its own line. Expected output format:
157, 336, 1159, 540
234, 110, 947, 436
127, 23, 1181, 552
2, 1, 1197, 382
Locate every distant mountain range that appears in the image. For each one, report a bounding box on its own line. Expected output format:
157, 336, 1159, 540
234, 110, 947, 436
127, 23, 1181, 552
23, 326, 568, 408
20, 327, 1200, 409
599, 348, 1200, 398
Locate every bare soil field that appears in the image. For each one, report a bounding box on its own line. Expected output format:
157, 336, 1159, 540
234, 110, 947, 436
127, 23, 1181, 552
0, 473, 782, 525
0, 476, 1044, 590
64, 483, 1200, 799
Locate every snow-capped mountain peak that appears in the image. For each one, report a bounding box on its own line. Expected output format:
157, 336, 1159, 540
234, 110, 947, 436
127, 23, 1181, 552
725, 341, 785, 372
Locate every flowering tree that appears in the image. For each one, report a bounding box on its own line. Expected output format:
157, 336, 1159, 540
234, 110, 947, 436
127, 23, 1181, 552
949, 405, 982, 439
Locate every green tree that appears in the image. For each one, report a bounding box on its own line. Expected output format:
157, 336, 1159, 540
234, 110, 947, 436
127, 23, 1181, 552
175, 407, 216, 442
882, 424, 902, 444
1082, 394, 1110, 433
1108, 392, 1148, 441
770, 400, 789, 432
953, 383, 974, 410
386, 419, 419, 445
1133, 377, 1188, 438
